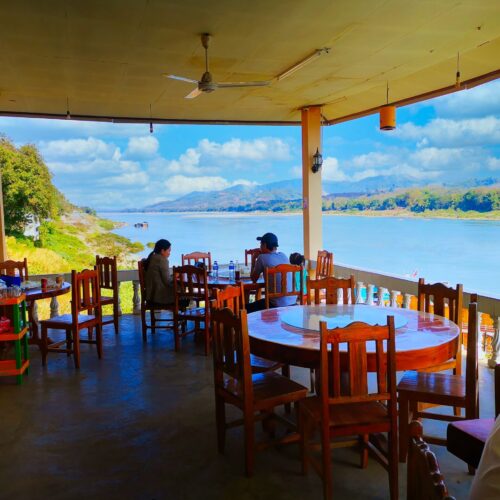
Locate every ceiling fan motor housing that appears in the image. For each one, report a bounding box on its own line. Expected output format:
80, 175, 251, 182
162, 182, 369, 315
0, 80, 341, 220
200, 71, 216, 92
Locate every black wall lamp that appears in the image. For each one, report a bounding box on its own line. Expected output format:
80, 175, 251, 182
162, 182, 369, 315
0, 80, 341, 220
312, 148, 323, 173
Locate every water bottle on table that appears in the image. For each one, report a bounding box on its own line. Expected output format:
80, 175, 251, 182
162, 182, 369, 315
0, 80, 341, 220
229, 260, 235, 281
213, 260, 219, 279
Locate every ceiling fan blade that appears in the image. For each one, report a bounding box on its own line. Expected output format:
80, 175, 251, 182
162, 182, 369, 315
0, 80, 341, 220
166, 74, 199, 84
185, 88, 203, 99
216, 81, 271, 88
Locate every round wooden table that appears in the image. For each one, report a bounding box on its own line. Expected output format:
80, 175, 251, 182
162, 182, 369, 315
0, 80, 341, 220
25, 283, 71, 344
247, 304, 460, 371
207, 275, 264, 289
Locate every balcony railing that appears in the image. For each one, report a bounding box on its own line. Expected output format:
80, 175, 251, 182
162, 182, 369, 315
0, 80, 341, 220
32, 264, 500, 368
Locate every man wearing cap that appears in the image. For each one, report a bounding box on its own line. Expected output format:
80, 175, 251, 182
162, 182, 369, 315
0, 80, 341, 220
248, 232, 296, 313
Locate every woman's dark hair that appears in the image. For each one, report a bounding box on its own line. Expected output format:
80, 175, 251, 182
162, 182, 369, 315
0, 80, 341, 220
144, 239, 171, 270
289, 252, 305, 266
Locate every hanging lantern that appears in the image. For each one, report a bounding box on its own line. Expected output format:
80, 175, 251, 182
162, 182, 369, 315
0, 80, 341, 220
380, 104, 396, 130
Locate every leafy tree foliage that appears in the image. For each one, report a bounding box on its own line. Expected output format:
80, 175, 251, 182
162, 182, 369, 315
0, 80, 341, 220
0, 137, 66, 234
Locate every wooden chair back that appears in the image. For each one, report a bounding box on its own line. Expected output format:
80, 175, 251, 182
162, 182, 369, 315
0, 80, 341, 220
316, 250, 333, 279
181, 251, 212, 272
465, 297, 479, 416
264, 264, 303, 309
418, 278, 463, 324
95, 255, 118, 291
0, 258, 29, 281
407, 421, 455, 500
244, 248, 262, 270
173, 265, 209, 308
307, 275, 355, 305
211, 305, 252, 397
318, 317, 397, 405
71, 268, 101, 321
213, 283, 245, 315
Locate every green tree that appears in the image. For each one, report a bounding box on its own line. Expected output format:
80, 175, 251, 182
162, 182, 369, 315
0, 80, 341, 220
0, 138, 64, 234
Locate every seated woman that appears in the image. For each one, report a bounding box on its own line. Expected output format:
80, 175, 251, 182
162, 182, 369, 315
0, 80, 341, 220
289, 252, 308, 294
144, 239, 174, 307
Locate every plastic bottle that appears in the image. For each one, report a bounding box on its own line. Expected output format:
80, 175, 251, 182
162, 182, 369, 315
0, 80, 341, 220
213, 260, 219, 279
229, 260, 235, 280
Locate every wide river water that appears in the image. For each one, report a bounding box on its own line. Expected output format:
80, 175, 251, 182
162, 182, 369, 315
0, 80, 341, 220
100, 212, 500, 297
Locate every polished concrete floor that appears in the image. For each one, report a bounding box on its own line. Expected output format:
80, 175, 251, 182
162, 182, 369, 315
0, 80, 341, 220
0, 314, 495, 499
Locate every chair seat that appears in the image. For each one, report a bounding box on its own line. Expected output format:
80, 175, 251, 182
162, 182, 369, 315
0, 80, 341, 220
397, 370, 466, 403
250, 354, 282, 374
40, 314, 96, 327
301, 397, 390, 431
447, 418, 495, 469
223, 371, 307, 410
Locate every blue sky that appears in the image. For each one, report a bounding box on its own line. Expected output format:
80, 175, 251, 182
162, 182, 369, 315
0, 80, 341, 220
0, 80, 498, 210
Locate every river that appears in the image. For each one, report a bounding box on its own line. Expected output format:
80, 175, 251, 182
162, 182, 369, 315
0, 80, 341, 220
99, 212, 500, 297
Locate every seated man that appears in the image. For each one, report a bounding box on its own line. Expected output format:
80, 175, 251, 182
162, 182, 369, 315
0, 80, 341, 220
247, 232, 297, 313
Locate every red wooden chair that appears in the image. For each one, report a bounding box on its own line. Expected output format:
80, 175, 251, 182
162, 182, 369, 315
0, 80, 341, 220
211, 306, 308, 476
0, 258, 29, 281
138, 259, 174, 342
306, 275, 355, 305
40, 269, 102, 369
173, 265, 210, 355
316, 250, 333, 279
299, 317, 398, 500
408, 421, 456, 500
212, 283, 282, 374
417, 278, 464, 374
264, 263, 303, 309
96, 255, 119, 334
398, 298, 478, 462
181, 251, 212, 272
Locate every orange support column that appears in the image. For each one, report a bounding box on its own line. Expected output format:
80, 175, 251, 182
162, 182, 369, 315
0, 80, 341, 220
301, 106, 323, 263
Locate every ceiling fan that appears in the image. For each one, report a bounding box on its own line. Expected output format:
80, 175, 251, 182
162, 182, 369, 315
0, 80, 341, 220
166, 33, 271, 99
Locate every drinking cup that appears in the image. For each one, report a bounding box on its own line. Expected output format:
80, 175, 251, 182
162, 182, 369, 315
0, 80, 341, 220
41, 278, 48, 290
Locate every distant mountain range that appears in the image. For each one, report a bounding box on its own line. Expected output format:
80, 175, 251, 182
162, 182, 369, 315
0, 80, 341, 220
124, 176, 498, 213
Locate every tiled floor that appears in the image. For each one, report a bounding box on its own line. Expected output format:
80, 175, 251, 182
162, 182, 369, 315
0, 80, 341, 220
0, 314, 495, 499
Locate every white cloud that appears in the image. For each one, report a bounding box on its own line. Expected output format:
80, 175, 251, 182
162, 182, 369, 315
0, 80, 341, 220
432, 80, 500, 119
164, 175, 257, 196
125, 136, 159, 159
198, 137, 291, 161
39, 137, 117, 161
395, 117, 500, 147
322, 157, 348, 182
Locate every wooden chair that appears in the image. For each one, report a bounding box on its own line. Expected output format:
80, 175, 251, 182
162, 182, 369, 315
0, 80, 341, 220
181, 251, 212, 272
0, 258, 29, 281
316, 250, 333, 279
244, 248, 262, 271
398, 298, 478, 462
447, 362, 500, 470
95, 255, 119, 334
40, 269, 102, 369
211, 306, 308, 476
264, 263, 303, 309
138, 259, 174, 342
307, 275, 355, 305
408, 421, 456, 500
212, 283, 283, 375
418, 278, 464, 375
173, 265, 210, 355
299, 317, 398, 500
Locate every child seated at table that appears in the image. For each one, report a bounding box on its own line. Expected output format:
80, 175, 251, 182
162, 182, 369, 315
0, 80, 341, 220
289, 252, 307, 295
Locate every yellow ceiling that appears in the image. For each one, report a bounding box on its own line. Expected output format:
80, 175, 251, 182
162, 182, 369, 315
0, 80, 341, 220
0, 0, 499, 124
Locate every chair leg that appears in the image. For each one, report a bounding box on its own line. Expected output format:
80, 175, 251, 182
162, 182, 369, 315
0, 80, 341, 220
321, 426, 332, 500
204, 319, 210, 356
141, 307, 147, 342
398, 394, 410, 462
174, 316, 181, 352
360, 434, 369, 468
113, 301, 119, 334
388, 428, 399, 500
95, 323, 103, 359
281, 365, 291, 414
243, 410, 255, 477
73, 329, 80, 369
151, 310, 156, 335
215, 395, 226, 454
41, 324, 48, 366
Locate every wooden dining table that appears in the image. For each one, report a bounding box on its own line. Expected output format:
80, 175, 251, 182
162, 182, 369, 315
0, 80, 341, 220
247, 304, 460, 372
25, 282, 71, 345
